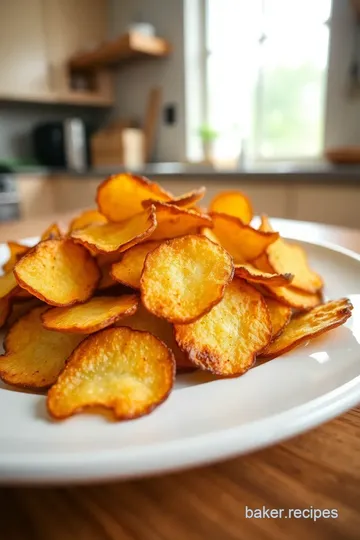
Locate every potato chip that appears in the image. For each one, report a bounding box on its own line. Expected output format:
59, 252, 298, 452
0, 297, 10, 329
209, 191, 253, 224
0, 306, 83, 389
97, 173, 172, 222
42, 294, 138, 334
41, 223, 62, 241
2, 242, 29, 273
118, 303, 194, 371
0, 271, 17, 299
262, 284, 322, 311
71, 206, 157, 254
260, 298, 353, 360
234, 263, 293, 287
175, 279, 271, 376
68, 209, 107, 233
97, 263, 118, 290
200, 227, 220, 244
258, 215, 323, 293
6, 298, 43, 328
111, 241, 162, 289
11, 287, 33, 301
14, 239, 100, 306
149, 202, 213, 241
210, 213, 279, 263
143, 186, 206, 210
141, 235, 234, 324
264, 297, 292, 340
47, 326, 175, 420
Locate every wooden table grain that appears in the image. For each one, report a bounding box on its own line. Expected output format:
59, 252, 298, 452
0, 213, 359, 540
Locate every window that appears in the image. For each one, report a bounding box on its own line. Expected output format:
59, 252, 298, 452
202, 0, 332, 163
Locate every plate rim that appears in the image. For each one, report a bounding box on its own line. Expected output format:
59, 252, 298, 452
1, 235, 360, 484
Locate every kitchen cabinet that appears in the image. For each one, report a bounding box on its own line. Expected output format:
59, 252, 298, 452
0, 0, 112, 107
17, 176, 56, 220
292, 185, 360, 228
0, 0, 49, 97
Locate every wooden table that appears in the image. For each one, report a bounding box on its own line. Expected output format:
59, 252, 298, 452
0, 214, 359, 540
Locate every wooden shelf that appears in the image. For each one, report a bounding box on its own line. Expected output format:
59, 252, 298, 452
0, 90, 114, 107
69, 32, 171, 71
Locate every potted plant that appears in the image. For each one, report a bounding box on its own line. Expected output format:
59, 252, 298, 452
198, 125, 218, 163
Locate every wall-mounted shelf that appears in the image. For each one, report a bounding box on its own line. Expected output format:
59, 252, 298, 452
0, 91, 113, 107
69, 32, 171, 71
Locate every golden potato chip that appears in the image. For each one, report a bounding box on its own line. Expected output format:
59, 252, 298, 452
68, 209, 107, 233
71, 206, 157, 254
111, 241, 162, 289
97, 173, 172, 222
0, 297, 10, 328
0, 306, 83, 389
47, 326, 175, 420
6, 298, 43, 327
200, 227, 220, 244
143, 186, 206, 210
2, 242, 29, 273
141, 235, 234, 324
234, 263, 293, 287
42, 294, 138, 334
209, 191, 253, 224
97, 263, 118, 290
14, 239, 100, 306
0, 271, 17, 299
258, 215, 323, 293
149, 202, 213, 241
175, 279, 271, 376
260, 298, 353, 360
11, 287, 33, 301
262, 284, 322, 311
118, 302, 194, 371
210, 213, 279, 263
41, 223, 62, 241
264, 297, 292, 340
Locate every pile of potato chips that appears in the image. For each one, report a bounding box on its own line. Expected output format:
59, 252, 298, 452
0, 174, 353, 421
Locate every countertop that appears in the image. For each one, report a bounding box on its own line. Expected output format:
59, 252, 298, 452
4, 161, 360, 181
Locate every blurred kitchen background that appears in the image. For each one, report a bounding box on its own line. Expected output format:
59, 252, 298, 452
1, 0, 360, 228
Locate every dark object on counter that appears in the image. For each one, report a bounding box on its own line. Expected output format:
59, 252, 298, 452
325, 146, 360, 164
32, 119, 91, 171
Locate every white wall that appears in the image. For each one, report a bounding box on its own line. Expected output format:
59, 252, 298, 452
325, 0, 360, 149
108, 0, 186, 162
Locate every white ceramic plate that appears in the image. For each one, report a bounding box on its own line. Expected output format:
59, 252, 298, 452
1, 236, 360, 485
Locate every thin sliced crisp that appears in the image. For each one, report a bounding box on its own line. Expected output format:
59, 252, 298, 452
264, 297, 292, 340
258, 215, 323, 293
71, 206, 157, 254
141, 235, 234, 324
210, 212, 279, 263
41, 223, 62, 241
47, 326, 175, 420
260, 298, 353, 360
175, 279, 271, 376
11, 287, 33, 301
42, 294, 138, 334
0, 271, 17, 299
263, 284, 322, 310
234, 263, 293, 287
148, 202, 212, 241
97, 173, 172, 222
98, 263, 118, 290
209, 191, 253, 224
6, 298, 43, 327
200, 227, 220, 244
143, 187, 206, 209
14, 239, 101, 306
68, 209, 107, 232
0, 306, 83, 389
2, 242, 29, 273
111, 241, 162, 289
0, 297, 10, 328
118, 303, 194, 371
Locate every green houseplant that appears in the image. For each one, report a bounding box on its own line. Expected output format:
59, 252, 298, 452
198, 125, 218, 163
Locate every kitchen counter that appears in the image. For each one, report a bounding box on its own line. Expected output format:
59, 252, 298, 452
3, 161, 360, 182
